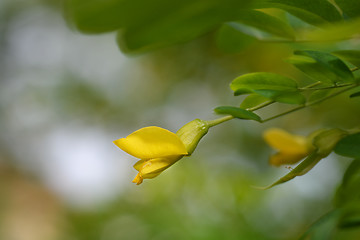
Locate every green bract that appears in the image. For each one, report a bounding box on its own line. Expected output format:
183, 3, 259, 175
176, 119, 210, 155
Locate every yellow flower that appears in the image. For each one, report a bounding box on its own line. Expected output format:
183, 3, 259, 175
263, 128, 313, 166
113, 126, 188, 185
113, 119, 210, 185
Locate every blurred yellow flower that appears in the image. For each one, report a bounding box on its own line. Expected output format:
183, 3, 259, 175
263, 128, 312, 166
113, 126, 188, 185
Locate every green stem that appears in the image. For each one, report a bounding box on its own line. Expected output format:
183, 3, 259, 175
261, 106, 304, 123
207, 81, 359, 127
247, 100, 274, 111
206, 115, 234, 127
261, 84, 359, 123
299, 82, 355, 91
300, 81, 322, 90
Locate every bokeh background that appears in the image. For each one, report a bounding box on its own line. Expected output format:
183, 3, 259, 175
1, 1, 360, 239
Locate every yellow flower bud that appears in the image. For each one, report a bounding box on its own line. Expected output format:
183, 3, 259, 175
113, 119, 210, 185
263, 128, 314, 166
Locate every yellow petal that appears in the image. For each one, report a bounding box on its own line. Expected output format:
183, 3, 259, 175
263, 128, 308, 153
133, 159, 146, 171
113, 126, 188, 159
269, 152, 308, 166
140, 156, 182, 179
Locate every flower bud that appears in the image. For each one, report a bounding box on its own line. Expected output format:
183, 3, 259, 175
263, 128, 312, 166
176, 119, 209, 155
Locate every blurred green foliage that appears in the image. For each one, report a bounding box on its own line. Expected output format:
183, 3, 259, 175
1, 0, 360, 239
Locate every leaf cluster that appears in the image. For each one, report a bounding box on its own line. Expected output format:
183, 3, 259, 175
64, 0, 360, 54
215, 50, 360, 122
63, 0, 360, 238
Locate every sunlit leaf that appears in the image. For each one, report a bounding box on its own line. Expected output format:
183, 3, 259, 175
301, 17, 360, 42
335, 0, 360, 19
259, 0, 343, 26
215, 23, 256, 53
231, 73, 298, 95
214, 106, 261, 122
231, 72, 298, 94
236, 9, 295, 39
230, 72, 305, 104
240, 94, 271, 109
288, 50, 354, 84
334, 133, 360, 158
332, 50, 360, 68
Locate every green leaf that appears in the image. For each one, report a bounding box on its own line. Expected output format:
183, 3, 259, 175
261, 152, 323, 189
341, 160, 360, 190
236, 9, 295, 39
254, 89, 306, 104
117, 0, 257, 53
335, 160, 360, 208
230, 72, 305, 104
260, 0, 343, 26
350, 92, 360, 98
240, 94, 271, 109
308, 89, 333, 103
65, 0, 184, 33
231, 72, 297, 93
335, 160, 360, 229
340, 211, 360, 228
334, 133, 360, 158
301, 17, 360, 42
65, 0, 256, 53
287, 55, 334, 85
335, 0, 360, 19
214, 106, 261, 122
299, 210, 342, 240
215, 23, 256, 53
332, 50, 360, 68
289, 50, 354, 84
231, 72, 298, 94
